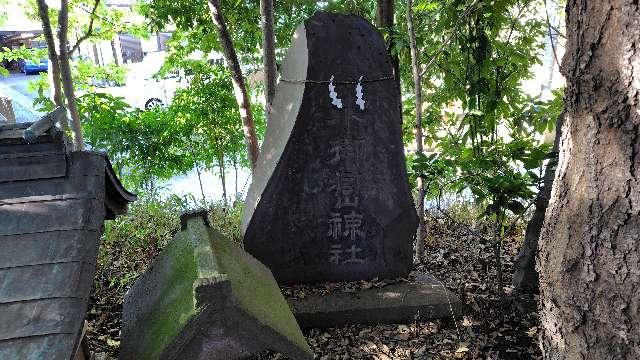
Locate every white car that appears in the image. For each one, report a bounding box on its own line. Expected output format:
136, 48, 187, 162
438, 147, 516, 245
99, 52, 189, 110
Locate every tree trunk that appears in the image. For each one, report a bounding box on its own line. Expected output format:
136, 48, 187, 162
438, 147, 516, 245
512, 112, 564, 293
58, 0, 84, 150
260, 0, 276, 124
35, 0, 64, 110
195, 162, 206, 203
406, 0, 426, 261
217, 152, 228, 207
376, 0, 401, 118
538, 1, 640, 358
207, 0, 260, 170
59, 56, 83, 149
35, 0, 69, 137
375, 0, 394, 28
233, 154, 238, 199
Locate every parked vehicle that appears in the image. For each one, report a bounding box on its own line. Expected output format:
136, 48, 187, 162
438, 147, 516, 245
100, 70, 186, 110
21, 58, 48, 75
98, 52, 189, 110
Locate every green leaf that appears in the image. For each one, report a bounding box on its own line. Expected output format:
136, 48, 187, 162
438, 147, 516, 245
507, 200, 525, 215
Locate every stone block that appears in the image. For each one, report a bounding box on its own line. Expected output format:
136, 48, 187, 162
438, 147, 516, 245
120, 212, 313, 360
288, 273, 463, 329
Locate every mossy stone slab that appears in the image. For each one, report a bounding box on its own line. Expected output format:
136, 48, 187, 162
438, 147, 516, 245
120, 212, 312, 360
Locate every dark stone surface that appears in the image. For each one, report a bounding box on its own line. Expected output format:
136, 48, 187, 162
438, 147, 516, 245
243, 12, 417, 285
120, 214, 312, 360
288, 273, 464, 329
0, 118, 135, 360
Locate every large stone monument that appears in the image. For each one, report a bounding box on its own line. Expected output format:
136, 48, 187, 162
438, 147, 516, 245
120, 212, 313, 360
0, 109, 136, 359
243, 12, 418, 285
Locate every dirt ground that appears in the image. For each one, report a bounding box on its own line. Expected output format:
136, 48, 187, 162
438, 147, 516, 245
87, 215, 541, 359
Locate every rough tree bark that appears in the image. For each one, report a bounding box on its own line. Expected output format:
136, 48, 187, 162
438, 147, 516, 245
260, 0, 276, 124
207, 0, 260, 170
538, 0, 640, 358
406, 0, 427, 261
512, 112, 564, 293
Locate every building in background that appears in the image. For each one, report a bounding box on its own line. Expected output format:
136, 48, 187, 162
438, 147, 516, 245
0, 1, 44, 72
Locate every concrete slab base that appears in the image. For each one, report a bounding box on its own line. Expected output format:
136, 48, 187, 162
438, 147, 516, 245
287, 273, 463, 329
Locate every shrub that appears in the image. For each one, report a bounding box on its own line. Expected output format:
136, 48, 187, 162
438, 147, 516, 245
95, 194, 244, 295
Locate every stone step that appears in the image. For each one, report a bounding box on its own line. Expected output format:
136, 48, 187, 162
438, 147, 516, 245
287, 273, 463, 329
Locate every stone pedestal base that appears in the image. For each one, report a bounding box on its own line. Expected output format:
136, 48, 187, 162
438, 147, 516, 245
287, 273, 463, 329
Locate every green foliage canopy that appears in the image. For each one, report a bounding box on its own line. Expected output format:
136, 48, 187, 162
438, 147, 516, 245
78, 60, 260, 192
168, 60, 264, 171
402, 0, 561, 223
78, 92, 191, 190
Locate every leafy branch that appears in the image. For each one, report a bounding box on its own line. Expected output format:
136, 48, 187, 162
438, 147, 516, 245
69, 0, 102, 55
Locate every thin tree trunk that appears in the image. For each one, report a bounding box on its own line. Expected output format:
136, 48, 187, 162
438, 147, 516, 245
195, 162, 206, 203
58, 0, 84, 150
260, 0, 276, 123
35, 0, 64, 110
538, 1, 640, 358
407, 0, 426, 261
207, 0, 260, 169
233, 154, 238, 199
512, 112, 564, 293
217, 152, 228, 207
59, 58, 82, 149
376, 0, 401, 116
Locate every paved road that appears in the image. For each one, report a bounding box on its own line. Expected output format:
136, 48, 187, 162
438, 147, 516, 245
0, 72, 46, 123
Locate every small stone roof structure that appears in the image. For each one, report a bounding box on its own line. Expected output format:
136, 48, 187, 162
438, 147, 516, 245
120, 212, 313, 360
0, 108, 136, 359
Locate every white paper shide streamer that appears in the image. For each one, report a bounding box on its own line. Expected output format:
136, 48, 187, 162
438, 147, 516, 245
355, 76, 365, 110
328, 75, 343, 109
